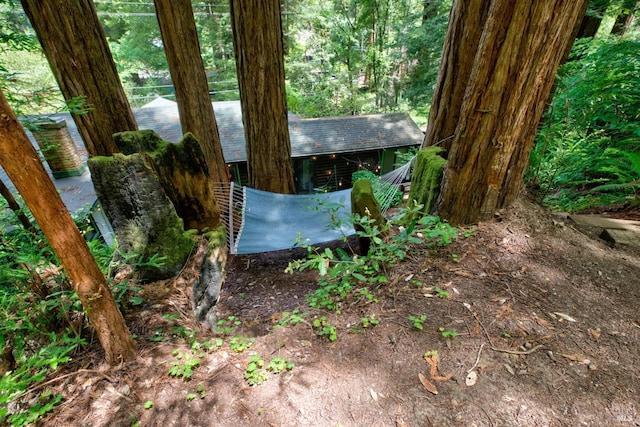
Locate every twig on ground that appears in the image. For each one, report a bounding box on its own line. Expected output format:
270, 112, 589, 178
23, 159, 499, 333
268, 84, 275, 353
489, 344, 544, 355
467, 343, 485, 373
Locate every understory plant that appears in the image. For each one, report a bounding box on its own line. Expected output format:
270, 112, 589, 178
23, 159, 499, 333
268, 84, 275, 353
286, 202, 458, 311
0, 198, 148, 425
527, 36, 640, 211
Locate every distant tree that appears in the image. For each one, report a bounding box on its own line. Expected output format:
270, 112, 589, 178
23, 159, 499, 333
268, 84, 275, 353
20, 0, 138, 156
230, 0, 295, 193
0, 88, 136, 365
611, 0, 639, 35
576, 0, 610, 39
421, 0, 589, 225
153, 0, 229, 187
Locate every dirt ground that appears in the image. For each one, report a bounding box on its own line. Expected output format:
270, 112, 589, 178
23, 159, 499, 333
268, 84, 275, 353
40, 195, 640, 427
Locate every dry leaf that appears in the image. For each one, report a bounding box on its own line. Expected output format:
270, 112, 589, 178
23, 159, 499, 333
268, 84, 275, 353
369, 388, 379, 402
418, 372, 438, 395
465, 371, 478, 386
588, 328, 601, 340
396, 418, 409, 427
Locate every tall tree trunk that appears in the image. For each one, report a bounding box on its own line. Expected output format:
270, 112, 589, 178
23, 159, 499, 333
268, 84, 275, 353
230, 0, 295, 194
21, 0, 137, 156
611, 0, 639, 35
421, 1, 492, 152
153, 0, 229, 188
0, 89, 136, 365
424, 0, 588, 225
576, 0, 609, 39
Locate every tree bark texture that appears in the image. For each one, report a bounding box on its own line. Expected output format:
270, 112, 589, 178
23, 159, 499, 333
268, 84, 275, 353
88, 151, 195, 281
427, 0, 588, 225
21, 0, 137, 156
113, 130, 221, 231
153, 0, 229, 188
421, 1, 491, 152
230, 0, 296, 194
0, 89, 136, 364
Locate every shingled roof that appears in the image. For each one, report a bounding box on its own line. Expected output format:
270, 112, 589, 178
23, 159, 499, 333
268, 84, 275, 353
133, 98, 423, 162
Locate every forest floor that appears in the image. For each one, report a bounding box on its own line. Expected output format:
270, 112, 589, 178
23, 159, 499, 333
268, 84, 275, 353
40, 194, 640, 427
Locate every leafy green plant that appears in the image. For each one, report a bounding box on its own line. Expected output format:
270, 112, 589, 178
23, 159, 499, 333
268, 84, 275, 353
216, 315, 242, 336
192, 338, 223, 352
0, 203, 114, 425
312, 316, 337, 342
438, 327, 459, 339
275, 309, 308, 327
186, 386, 206, 401
286, 202, 458, 312
229, 336, 255, 352
244, 355, 268, 386
168, 349, 204, 380
144, 400, 154, 409
409, 314, 427, 330
433, 287, 449, 299
267, 357, 295, 374
360, 314, 380, 328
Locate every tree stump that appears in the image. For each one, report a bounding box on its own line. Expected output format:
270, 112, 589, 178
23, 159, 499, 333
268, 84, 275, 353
351, 179, 386, 255
113, 130, 221, 231
88, 153, 194, 281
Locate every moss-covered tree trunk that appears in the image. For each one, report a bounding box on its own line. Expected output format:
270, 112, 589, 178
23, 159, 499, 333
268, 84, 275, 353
230, 0, 295, 193
351, 180, 386, 255
0, 89, 136, 365
409, 147, 446, 214
88, 151, 195, 281
423, 0, 588, 225
20, 0, 137, 156
153, 0, 229, 189
113, 130, 221, 231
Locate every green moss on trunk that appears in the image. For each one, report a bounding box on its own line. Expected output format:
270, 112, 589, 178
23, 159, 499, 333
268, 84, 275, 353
409, 146, 446, 214
351, 179, 386, 255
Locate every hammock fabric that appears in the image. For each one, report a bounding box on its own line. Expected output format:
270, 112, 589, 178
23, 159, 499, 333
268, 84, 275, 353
231, 188, 353, 254
221, 157, 414, 255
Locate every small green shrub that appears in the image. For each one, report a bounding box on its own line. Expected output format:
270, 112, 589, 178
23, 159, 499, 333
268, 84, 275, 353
312, 316, 337, 342
168, 349, 204, 380
286, 202, 458, 311
409, 314, 427, 330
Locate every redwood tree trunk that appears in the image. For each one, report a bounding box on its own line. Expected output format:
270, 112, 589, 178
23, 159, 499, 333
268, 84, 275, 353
230, 0, 295, 193
421, 1, 491, 152
153, 0, 229, 188
424, 0, 588, 225
21, 0, 137, 156
0, 89, 136, 365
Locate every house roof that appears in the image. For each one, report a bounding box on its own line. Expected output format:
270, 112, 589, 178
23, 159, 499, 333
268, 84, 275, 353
132, 98, 423, 162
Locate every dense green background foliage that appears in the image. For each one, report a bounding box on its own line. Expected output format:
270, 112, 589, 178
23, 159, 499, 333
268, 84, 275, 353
527, 35, 640, 211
